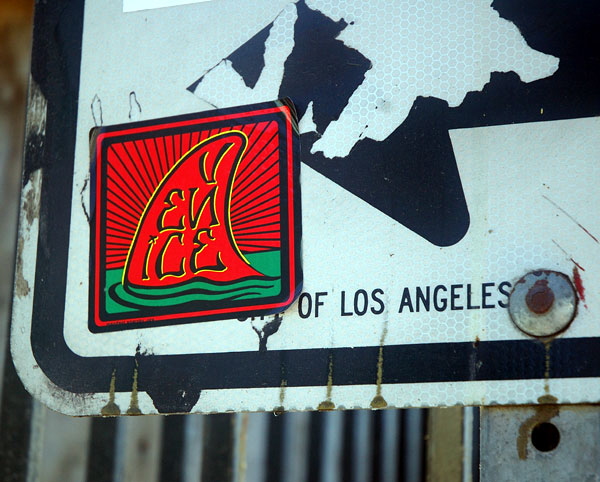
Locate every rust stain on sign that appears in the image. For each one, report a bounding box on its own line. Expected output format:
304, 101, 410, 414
543, 341, 552, 394
273, 379, 287, 415
15, 170, 43, 299
23, 187, 38, 225
371, 324, 388, 409
101, 369, 121, 416
127, 361, 142, 415
370, 344, 388, 409
22, 79, 47, 185
14, 237, 30, 298
516, 394, 559, 460
317, 354, 335, 411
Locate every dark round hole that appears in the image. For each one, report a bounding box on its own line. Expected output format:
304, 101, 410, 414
531, 422, 560, 452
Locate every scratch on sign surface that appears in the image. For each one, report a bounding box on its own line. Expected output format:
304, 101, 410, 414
91, 94, 103, 127
551, 239, 585, 271
543, 195, 599, 244
80, 175, 90, 224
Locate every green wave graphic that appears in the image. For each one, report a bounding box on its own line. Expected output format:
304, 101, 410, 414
105, 250, 281, 314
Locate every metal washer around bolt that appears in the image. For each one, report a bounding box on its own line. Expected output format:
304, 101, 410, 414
508, 270, 578, 338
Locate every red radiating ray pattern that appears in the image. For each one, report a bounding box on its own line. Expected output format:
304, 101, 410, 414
104, 120, 281, 269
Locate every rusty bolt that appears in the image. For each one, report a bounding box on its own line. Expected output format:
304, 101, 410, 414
509, 270, 577, 338
525, 280, 555, 314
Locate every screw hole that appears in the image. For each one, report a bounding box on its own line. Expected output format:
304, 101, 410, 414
531, 422, 560, 452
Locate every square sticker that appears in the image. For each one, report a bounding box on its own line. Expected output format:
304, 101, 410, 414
90, 100, 301, 331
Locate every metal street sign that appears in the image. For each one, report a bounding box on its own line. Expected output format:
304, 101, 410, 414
11, 0, 600, 415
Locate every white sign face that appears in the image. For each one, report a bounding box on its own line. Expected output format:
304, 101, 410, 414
123, 0, 214, 13
11, 0, 600, 415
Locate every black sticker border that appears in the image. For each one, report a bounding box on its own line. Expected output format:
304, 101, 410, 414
89, 106, 301, 332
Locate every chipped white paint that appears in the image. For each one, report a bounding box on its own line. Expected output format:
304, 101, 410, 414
189, 2, 297, 106
191, 0, 559, 158
24, 78, 47, 140
11, 168, 159, 415
307, 0, 559, 157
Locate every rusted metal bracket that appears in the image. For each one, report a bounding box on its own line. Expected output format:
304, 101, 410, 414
480, 404, 600, 481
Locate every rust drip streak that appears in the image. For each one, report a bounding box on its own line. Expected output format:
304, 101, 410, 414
375, 346, 384, 397
370, 345, 388, 409
317, 354, 335, 411
127, 361, 142, 415
371, 324, 388, 409
543, 341, 551, 394
543, 195, 599, 244
101, 369, 121, 416
516, 395, 559, 460
279, 379, 287, 406
273, 378, 287, 415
